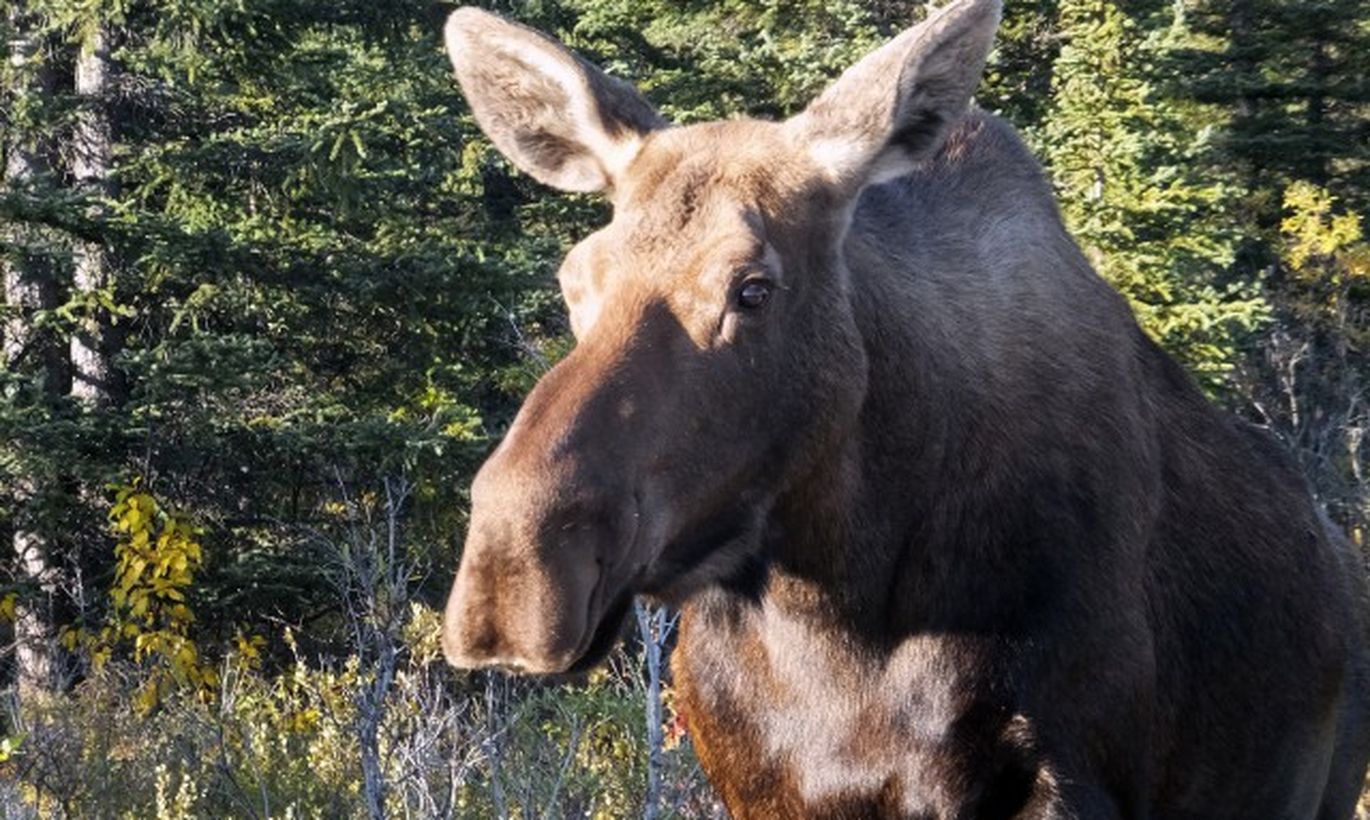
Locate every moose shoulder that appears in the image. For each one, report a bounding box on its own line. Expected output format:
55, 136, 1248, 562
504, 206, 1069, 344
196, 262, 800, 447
436, 0, 1370, 817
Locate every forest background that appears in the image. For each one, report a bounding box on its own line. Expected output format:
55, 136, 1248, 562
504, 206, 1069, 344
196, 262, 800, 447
1, 0, 1367, 816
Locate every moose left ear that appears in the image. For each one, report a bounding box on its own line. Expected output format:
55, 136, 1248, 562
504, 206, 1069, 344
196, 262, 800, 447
785, 0, 1001, 190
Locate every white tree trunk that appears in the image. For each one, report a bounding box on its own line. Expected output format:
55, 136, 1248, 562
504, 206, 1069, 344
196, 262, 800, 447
3, 1, 61, 698
70, 22, 113, 405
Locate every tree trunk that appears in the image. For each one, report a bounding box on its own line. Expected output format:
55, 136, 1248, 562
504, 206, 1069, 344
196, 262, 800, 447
2, 1, 64, 699
70, 21, 115, 406
1305, 22, 1331, 187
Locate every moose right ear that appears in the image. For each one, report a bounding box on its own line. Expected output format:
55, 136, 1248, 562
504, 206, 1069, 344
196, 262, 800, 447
444, 8, 666, 194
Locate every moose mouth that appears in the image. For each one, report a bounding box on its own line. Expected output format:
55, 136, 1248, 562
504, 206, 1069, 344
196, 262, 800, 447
446, 502, 761, 677
547, 509, 748, 676
559, 510, 761, 674
561, 588, 634, 676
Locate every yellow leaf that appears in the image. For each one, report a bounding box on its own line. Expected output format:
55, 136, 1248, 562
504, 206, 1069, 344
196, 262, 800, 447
135, 682, 160, 715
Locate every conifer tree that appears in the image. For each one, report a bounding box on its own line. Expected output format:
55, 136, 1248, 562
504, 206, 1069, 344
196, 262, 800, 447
1043, 0, 1265, 390
1171, 0, 1370, 217
1163, 0, 1368, 529
2, 0, 65, 697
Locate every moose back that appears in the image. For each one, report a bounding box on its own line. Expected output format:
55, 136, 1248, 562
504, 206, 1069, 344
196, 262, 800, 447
436, 0, 1370, 816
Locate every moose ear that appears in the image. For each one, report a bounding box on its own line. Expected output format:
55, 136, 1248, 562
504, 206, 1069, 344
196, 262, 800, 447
444, 8, 666, 193
785, 0, 1001, 189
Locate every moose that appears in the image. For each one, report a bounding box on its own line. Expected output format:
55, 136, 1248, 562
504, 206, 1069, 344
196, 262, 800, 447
437, 0, 1370, 816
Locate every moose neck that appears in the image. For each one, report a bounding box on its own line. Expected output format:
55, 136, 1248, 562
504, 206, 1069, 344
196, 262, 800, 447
753, 224, 1018, 647
763, 443, 876, 623
750, 270, 928, 642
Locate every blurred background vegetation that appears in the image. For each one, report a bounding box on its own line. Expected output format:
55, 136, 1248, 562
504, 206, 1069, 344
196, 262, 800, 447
0, 0, 1366, 816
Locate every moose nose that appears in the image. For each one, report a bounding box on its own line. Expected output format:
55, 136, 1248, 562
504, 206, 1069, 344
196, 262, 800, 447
442, 337, 651, 674
441, 485, 640, 674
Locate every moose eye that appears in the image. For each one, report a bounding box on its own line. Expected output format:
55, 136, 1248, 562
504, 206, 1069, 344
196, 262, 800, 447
735, 279, 773, 311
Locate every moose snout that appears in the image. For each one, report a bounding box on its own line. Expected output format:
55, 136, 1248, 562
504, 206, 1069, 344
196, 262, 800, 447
442, 340, 655, 674
441, 485, 641, 675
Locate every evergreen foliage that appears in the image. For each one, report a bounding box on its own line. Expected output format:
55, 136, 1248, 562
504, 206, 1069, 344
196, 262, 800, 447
1043, 0, 1266, 389
0, 0, 1366, 813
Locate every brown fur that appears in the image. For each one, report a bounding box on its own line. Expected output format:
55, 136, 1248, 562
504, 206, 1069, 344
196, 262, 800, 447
438, 1, 1370, 817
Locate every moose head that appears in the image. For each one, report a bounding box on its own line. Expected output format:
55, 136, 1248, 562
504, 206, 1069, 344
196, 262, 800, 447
441, 0, 1001, 674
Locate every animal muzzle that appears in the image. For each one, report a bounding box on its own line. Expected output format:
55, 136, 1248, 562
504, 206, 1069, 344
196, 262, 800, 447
442, 336, 659, 675
441, 490, 642, 675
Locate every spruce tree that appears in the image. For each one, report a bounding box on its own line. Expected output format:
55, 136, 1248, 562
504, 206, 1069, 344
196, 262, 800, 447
2, 0, 67, 697
1170, 0, 1370, 217
1043, 0, 1265, 391
1164, 0, 1369, 529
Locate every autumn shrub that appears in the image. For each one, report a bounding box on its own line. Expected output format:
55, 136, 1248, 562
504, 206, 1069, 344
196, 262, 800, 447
3, 619, 718, 818
0, 480, 720, 819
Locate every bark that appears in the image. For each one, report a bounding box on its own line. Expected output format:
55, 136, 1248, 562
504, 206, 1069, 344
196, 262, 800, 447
636, 603, 678, 820
70, 22, 115, 406
2, 1, 63, 698
1305, 21, 1331, 186
1227, 0, 1254, 123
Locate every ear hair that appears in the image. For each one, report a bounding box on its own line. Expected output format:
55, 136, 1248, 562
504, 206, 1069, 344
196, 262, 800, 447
786, 0, 1002, 190
444, 8, 666, 193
